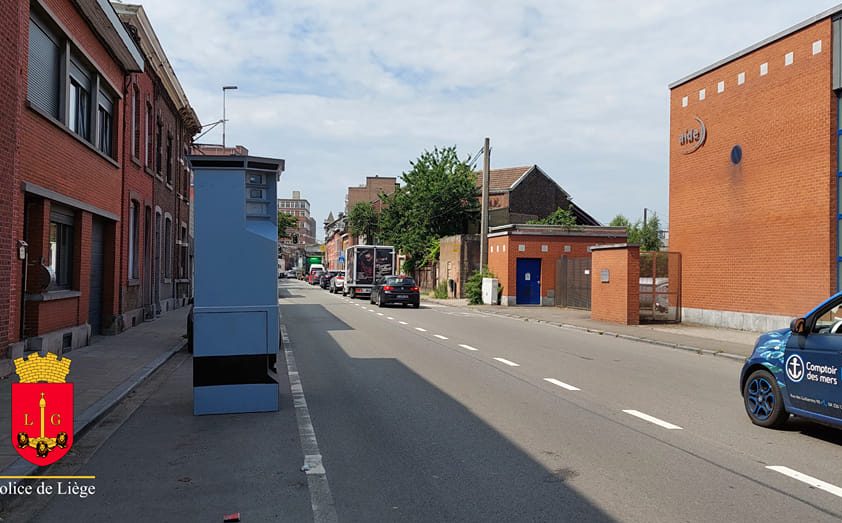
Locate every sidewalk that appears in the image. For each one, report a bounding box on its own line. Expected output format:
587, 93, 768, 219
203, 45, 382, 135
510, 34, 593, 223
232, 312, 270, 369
422, 297, 762, 360
0, 308, 188, 476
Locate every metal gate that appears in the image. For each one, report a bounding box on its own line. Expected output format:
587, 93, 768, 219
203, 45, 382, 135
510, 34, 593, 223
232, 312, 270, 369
88, 218, 104, 335
555, 256, 591, 309
639, 252, 681, 323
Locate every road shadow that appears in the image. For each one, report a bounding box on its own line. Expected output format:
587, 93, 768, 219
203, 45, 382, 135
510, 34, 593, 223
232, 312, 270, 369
281, 302, 615, 522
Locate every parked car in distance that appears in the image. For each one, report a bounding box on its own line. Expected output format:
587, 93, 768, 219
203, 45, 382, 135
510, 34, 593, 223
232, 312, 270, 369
307, 264, 325, 284
285, 270, 297, 279
330, 271, 346, 293
370, 275, 420, 308
320, 270, 342, 289
741, 292, 842, 430
308, 269, 324, 285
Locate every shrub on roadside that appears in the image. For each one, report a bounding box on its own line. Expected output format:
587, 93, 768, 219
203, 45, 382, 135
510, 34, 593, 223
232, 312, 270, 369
465, 267, 496, 305
434, 281, 448, 299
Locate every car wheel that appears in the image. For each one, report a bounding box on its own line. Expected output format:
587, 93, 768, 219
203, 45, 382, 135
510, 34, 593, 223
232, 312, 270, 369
413, 302, 420, 309
378, 295, 384, 308
743, 369, 788, 428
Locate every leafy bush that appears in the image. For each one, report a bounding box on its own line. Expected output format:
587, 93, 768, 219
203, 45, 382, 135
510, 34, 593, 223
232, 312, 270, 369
434, 281, 449, 299
465, 267, 496, 305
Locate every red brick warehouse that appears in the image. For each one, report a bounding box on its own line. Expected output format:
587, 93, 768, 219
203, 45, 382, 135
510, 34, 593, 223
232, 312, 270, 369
669, 7, 842, 331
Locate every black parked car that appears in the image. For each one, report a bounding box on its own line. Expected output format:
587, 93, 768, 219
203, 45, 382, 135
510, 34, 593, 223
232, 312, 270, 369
319, 270, 342, 289
370, 275, 420, 308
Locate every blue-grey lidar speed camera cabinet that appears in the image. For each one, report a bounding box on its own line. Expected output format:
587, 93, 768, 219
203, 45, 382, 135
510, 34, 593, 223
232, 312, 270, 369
188, 155, 285, 415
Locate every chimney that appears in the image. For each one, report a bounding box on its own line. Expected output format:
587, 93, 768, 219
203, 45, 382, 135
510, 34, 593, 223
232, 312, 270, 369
293, 191, 300, 200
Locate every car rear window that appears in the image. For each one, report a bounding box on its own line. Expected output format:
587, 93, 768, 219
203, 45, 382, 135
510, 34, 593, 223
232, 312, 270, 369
386, 277, 415, 285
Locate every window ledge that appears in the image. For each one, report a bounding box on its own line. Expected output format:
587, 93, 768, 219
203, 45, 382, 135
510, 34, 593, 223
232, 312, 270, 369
175, 278, 191, 283
26, 290, 81, 302
128, 279, 141, 287
131, 157, 142, 168
26, 101, 119, 168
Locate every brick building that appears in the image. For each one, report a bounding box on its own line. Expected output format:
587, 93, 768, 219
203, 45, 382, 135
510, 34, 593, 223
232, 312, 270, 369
113, 3, 200, 325
2, 0, 197, 358
278, 191, 316, 246
345, 175, 398, 213
0, 0, 24, 357
669, 7, 841, 330
6, 0, 144, 356
476, 166, 600, 227
487, 225, 627, 306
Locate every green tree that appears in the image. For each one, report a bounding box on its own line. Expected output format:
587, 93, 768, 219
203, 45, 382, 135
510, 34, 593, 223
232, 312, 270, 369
528, 207, 579, 230
609, 213, 661, 251
277, 211, 298, 239
380, 146, 479, 273
347, 201, 380, 243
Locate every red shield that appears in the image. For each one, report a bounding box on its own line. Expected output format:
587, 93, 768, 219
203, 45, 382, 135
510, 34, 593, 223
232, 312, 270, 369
11, 383, 73, 466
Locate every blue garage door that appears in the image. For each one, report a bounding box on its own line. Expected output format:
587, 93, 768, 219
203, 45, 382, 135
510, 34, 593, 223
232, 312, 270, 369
516, 258, 541, 305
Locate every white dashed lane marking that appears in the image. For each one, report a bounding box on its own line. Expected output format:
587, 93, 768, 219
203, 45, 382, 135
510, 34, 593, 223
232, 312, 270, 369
433, 335, 448, 340
766, 466, 842, 498
622, 410, 682, 430
493, 358, 520, 367
387, 317, 395, 320
377, 313, 384, 316
399, 321, 408, 325
458, 344, 479, 351
415, 327, 427, 332
544, 378, 580, 391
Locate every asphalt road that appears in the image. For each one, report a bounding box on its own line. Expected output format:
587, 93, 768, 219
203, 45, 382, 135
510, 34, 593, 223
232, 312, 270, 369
282, 279, 842, 522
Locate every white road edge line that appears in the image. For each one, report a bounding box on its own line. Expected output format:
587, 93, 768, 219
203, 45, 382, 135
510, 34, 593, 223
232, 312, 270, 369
415, 327, 427, 332
622, 409, 682, 430
767, 466, 842, 498
493, 357, 520, 367
544, 378, 581, 391
281, 325, 339, 523
434, 334, 448, 340
458, 344, 479, 351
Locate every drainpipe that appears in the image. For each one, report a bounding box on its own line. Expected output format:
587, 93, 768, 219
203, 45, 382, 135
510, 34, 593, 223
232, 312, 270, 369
118, 75, 132, 324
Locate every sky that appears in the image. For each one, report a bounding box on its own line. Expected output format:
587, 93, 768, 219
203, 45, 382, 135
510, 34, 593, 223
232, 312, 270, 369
132, 0, 841, 240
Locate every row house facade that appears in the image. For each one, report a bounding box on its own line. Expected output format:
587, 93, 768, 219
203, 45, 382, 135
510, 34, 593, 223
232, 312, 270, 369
1, 0, 197, 358
114, 3, 200, 326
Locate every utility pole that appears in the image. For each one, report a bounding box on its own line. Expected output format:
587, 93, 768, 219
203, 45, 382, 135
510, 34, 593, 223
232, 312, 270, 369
222, 85, 237, 148
643, 208, 648, 228
480, 137, 490, 270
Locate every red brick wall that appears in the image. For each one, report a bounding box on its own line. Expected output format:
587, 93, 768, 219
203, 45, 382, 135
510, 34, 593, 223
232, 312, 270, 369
0, 0, 24, 352
670, 20, 834, 317
488, 233, 626, 303
591, 246, 640, 325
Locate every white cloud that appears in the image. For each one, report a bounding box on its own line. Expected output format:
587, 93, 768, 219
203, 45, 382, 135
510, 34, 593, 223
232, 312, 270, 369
136, 0, 840, 235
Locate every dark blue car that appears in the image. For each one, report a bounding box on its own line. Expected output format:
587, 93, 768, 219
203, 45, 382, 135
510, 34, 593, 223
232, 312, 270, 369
741, 293, 842, 429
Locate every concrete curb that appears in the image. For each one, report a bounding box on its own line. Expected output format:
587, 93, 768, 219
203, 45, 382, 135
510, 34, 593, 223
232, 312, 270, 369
422, 298, 749, 362
0, 339, 186, 484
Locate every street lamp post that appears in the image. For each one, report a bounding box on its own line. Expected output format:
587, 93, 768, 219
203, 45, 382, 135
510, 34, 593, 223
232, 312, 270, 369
222, 85, 238, 149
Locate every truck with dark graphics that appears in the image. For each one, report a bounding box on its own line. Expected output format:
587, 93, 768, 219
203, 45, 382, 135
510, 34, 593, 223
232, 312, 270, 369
343, 245, 396, 298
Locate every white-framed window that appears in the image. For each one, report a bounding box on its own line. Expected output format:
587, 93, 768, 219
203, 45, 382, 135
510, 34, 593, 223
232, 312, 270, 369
48, 206, 75, 290
27, 8, 118, 159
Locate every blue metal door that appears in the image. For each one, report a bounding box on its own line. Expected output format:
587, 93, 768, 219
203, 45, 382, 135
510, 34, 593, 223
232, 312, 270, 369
516, 258, 541, 305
